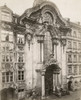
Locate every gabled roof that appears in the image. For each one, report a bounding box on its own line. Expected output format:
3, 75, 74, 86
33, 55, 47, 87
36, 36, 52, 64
0, 4, 13, 13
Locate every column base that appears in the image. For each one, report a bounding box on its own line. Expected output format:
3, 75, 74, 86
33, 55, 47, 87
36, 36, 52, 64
41, 96, 45, 100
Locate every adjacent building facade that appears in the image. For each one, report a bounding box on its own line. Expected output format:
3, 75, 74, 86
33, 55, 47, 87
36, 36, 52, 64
66, 20, 81, 82
0, 0, 81, 99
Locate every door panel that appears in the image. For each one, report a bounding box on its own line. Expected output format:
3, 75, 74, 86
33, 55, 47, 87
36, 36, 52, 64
1, 88, 17, 100
45, 69, 53, 95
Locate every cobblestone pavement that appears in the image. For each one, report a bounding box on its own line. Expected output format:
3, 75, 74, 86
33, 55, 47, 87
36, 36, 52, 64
44, 90, 81, 100
25, 89, 81, 100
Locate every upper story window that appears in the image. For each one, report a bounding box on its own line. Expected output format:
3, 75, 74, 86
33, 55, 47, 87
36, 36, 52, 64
2, 72, 13, 83
74, 66, 78, 75
73, 54, 77, 63
18, 70, 24, 81
1, 31, 13, 42
2, 43, 14, 52
6, 55, 9, 62
17, 53, 24, 63
1, 11, 12, 22
78, 43, 81, 50
68, 65, 72, 75
67, 54, 72, 63
2, 55, 5, 62
79, 65, 81, 75
73, 31, 77, 37
78, 32, 81, 38
2, 54, 13, 62
67, 41, 72, 49
78, 55, 81, 63
73, 42, 77, 49
17, 34, 24, 44
67, 32, 72, 36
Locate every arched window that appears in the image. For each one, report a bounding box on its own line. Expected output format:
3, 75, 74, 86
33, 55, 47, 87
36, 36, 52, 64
43, 12, 53, 24
44, 31, 52, 60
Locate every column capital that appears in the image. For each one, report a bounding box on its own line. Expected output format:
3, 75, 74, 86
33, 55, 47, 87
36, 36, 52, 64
41, 70, 46, 76
36, 34, 44, 43
37, 40, 44, 43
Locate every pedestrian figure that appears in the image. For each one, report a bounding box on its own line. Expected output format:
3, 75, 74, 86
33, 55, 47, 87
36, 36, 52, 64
32, 90, 36, 100
68, 76, 74, 91
68, 80, 72, 91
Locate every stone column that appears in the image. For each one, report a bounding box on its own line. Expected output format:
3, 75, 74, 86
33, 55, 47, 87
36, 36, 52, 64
42, 43, 44, 62
55, 74, 57, 86
57, 74, 59, 86
41, 70, 45, 99
53, 74, 55, 92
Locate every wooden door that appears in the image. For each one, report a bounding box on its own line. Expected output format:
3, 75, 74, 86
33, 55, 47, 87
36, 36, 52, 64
45, 69, 53, 96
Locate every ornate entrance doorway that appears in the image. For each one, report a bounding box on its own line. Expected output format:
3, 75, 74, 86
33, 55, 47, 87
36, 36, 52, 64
1, 88, 17, 100
45, 64, 61, 96
41, 54, 61, 98
45, 67, 53, 96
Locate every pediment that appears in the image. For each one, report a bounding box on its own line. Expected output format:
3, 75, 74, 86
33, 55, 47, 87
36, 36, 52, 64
20, 0, 71, 38
21, 1, 67, 27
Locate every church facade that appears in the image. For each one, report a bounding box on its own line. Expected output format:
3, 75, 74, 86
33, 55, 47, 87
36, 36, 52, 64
0, 0, 81, 99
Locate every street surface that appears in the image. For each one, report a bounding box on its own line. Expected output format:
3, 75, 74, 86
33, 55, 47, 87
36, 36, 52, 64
44, 89, 81, 100
25, 89, 81, 100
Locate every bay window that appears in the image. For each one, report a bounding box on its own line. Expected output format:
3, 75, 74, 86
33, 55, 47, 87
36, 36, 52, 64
17, 34, 24, 44
2, 72, 13, 83
2, 54, 13, 62
1, 31, 13, 42
18, 53, 24, 63
18, 70, 24, 81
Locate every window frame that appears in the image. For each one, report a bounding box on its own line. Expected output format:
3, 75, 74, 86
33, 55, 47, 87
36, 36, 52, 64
68, 65, 72, 75
2, 72, 13, 83
18, 70, 24, 81
67, 54, 72, 63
